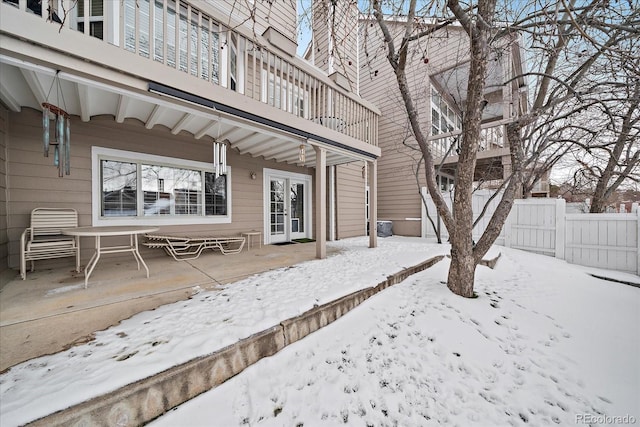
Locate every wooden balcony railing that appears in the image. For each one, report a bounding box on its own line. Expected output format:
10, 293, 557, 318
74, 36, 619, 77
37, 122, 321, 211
5, 0, 378, 147
430, 121, 507, 159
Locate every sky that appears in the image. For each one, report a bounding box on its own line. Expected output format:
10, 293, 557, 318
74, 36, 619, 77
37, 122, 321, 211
1, 236, 638, 426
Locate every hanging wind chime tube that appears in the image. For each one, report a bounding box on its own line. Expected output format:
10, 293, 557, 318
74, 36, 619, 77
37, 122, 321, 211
42, 70, 71, 177
42, 107, 50, 157
65, 117, 71, 175
213, 141, 228, 177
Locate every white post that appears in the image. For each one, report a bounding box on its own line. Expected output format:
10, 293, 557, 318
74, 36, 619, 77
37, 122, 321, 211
368, 159, 377, 249
420, 187, 427, 238
555, 198, 566, 260
503, 200, 514, 248
314, 146, 326, 259
637, 209, 639, 276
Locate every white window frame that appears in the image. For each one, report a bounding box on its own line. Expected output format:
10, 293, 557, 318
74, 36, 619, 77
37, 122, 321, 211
262, 168, 313, 243
73, 0, 106, 40
91, 147, 232, 226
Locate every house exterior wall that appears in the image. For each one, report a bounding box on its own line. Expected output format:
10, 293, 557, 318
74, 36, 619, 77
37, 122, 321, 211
205, 0, 298, 46
359, 21, 469, 236
0, 106, 8, 272
335, 162, 366, 239
312, 0, 359, 93
4, 108, 312, 269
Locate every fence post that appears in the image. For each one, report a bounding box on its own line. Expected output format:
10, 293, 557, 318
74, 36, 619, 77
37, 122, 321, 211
420, 187, 426, 238
637, 209, 639, 276
555, 198, 566, 260
503, 200, 514, 248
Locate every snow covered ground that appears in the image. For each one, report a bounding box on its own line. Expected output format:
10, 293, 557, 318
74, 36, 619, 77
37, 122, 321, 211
1, 237, 638, 426
151, 246, 640, 426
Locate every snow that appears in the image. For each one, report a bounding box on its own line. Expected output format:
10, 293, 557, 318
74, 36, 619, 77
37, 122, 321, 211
1, 237, 639, 427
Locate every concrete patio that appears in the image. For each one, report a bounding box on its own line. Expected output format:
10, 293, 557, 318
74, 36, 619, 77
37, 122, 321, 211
0, 242, 337, 372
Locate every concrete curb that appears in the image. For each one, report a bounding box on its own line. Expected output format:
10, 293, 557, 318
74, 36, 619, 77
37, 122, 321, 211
28, 255, 445, 427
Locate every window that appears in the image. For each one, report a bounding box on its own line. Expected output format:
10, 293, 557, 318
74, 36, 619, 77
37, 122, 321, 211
77, 0, 104, 39
92, 147, 231, 225
431, 88, 461, 136
431, 88, 462, 157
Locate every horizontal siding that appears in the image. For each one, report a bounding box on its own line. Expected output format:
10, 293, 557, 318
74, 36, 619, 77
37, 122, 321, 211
204, 0, 297, 44
4, 108, 311, 268
359, 20, 468, 222
336, 162, 366, 239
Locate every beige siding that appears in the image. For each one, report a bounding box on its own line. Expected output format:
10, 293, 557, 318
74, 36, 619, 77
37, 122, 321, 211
336, 162, 366, 239
203, 0, 297, 45
312, 0, 359, 93
5, 108, 310, 269
0, 106, 7, 272
359, 20, 469, 234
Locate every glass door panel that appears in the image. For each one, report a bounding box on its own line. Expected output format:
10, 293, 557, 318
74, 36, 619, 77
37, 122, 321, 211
290, 181, 305, 239
269, 178, 287, 243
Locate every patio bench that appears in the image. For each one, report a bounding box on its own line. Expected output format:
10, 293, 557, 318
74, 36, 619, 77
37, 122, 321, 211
20, 208, 80, 280
144, 233, 245, 261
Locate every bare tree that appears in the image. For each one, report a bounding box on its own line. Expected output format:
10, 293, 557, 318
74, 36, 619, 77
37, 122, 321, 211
360, 0, 640, 297
577, 81, 640, 212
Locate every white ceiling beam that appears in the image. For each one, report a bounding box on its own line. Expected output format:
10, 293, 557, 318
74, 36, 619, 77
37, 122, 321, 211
249, 139, 292, 157
20, 69, 47, 105
171, 112, 195, 135
224, 115, 304, 144
145, 105, 164, 130
217, 126, 246, 142
262, 144, 296, 161
76, 84, 90, 122
236, 136, 279, 155
0, 80, 21, 112
231, 132, 260, 147
115, 95, 130, 123
194, 120, 220, 139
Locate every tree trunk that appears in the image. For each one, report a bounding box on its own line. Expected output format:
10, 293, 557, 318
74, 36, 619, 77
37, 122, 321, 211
447, 242, 476, 297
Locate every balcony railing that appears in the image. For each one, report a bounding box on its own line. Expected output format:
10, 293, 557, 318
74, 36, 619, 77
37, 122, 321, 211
5, 0, 378, 147
430, 121, 507, 159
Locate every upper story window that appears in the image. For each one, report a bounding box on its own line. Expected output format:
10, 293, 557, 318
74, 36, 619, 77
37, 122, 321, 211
123, 0, 221, 84
431, 89, 462, 136
431, 88, 462, 156
77, 0, 104, 39
92, 147, 231, 226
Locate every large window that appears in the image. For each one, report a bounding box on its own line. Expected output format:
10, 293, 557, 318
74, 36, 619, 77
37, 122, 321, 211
92, 147, 231, 225
431, 88, 462, 157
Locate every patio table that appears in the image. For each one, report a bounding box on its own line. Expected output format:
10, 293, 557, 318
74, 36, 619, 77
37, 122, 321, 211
62, 226, 159, 288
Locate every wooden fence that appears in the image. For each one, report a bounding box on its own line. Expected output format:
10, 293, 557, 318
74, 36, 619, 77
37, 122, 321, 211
421, 188, 640, 275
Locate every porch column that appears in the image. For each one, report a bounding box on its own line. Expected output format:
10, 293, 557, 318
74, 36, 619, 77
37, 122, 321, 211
368, 159, 377, 248
315, 146, 327, 259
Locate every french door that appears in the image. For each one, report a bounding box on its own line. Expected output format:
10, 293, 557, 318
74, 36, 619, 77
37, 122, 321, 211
265, 170, 311, 244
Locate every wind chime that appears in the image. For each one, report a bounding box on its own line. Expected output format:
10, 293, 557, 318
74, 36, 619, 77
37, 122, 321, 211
213, 141, 227, 177
42, 72, 71, 177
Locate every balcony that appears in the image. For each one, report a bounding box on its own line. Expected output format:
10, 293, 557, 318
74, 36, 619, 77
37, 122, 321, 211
430, 120, 511, 181
0, 0, 379, 165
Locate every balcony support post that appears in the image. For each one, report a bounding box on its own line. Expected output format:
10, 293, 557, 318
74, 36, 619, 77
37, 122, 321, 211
368, 159, 377, 249
314, 145, 327, 259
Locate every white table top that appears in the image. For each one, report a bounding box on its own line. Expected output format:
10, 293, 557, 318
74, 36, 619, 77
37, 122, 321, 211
62, 226, 159, 237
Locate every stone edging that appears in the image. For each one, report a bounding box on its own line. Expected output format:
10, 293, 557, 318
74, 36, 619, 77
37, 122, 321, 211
28, 255, 445, 427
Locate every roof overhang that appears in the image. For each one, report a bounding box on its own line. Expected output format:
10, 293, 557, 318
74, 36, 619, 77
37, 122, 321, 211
0, 54, 377, 168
